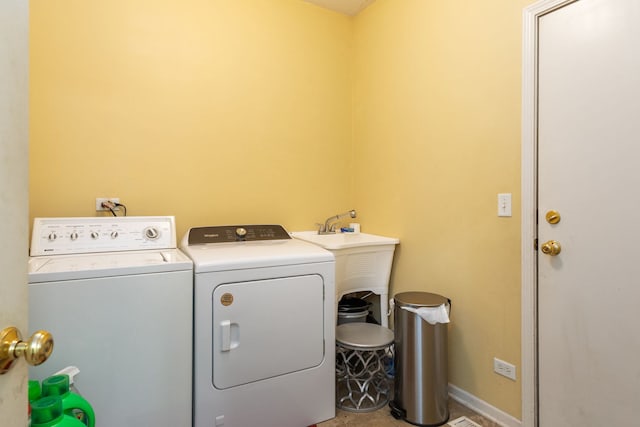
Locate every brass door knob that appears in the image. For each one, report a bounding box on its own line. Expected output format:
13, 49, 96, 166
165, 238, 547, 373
0, 326, 54, 375
540, 240, 562, 256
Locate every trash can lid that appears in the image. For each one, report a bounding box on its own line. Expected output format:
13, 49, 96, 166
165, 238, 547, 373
394, 291, 449, 308
336, 323, 394, 349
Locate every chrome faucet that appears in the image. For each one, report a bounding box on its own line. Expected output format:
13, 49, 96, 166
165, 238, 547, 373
317, 210, 357, 234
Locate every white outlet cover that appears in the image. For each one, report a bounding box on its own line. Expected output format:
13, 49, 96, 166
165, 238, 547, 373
494, 357, 517, 380
95, 197, 120, 211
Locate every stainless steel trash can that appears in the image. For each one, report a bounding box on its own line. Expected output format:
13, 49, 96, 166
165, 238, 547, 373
390, 292, 451, 427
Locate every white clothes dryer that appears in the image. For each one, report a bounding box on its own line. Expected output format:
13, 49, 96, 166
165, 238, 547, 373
181, 225, 335, 427
28, 216, 193, 427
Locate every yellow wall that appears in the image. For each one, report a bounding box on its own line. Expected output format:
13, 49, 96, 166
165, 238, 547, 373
29, 0, 353, 237
30, 0, 535, 420
353, 0, 534, 418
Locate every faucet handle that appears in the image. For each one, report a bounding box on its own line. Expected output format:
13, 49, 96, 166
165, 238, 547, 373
315, 223, 326, 233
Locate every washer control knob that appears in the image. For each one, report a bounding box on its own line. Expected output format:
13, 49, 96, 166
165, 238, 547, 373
69, 232, 79, 241
90, 231, 99, 239
144, 227, 159, 240
47, 232, 57, 241
235, 228, 247, 239
110, 231, 119, 239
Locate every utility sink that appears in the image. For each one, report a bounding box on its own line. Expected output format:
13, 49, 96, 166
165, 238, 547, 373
290, 230, 399, 250
291, 230, 399, 327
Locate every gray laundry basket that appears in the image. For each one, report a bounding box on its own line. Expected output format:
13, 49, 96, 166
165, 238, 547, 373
390, 291, 451, 427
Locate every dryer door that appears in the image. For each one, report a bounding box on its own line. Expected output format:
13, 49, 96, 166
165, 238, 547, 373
212, 274, 325, 389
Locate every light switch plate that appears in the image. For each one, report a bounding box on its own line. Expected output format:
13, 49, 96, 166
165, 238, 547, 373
497, 193, 512, 217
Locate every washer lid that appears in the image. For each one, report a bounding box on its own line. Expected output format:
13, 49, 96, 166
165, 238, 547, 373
28, 249, 192, 283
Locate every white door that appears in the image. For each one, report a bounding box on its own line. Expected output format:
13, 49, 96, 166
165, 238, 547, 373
537, 0, 640, 424
0, 0, 30, 425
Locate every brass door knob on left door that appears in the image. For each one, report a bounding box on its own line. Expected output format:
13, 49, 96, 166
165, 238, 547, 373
541, 240, 562, 256
0, 326, 53, 374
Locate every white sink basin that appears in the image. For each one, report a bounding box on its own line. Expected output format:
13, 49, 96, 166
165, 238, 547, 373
291, 230, 399, 328
290, 231, 399, 250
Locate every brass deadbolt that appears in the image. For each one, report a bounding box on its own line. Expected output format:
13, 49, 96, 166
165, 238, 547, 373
545, 210, 561, 224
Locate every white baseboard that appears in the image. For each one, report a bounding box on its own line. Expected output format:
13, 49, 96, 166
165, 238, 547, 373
448, 384, 522, 427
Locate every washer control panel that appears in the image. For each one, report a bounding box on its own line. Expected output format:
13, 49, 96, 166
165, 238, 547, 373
30, 216, 177, 256
186, 225, 291, 245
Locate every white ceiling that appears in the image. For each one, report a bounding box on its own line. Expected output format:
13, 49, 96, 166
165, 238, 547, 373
301, 0, 376, 16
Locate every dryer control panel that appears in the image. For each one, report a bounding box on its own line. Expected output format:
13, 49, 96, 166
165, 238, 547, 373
30, 216, 177, 256
186, 225, 291, 245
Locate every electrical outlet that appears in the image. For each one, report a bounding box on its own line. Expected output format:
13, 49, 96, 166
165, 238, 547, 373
493, 357, 516, 381
95, 197, 120, 211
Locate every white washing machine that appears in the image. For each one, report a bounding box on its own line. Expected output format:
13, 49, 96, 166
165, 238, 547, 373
28, 216, 193, 427
181, 225, 336, 427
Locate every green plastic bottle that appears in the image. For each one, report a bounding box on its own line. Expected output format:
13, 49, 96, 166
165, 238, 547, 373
31, 396, 86, 427
29, 379, 42, 426
29, 380, 42, 402
41, 375, 95, 427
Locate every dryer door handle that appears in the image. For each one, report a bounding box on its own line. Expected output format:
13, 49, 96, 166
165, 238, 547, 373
221, 321, 231, 351
220, 321, 239, 352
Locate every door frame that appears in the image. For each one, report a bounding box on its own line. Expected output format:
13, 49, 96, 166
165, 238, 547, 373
521, 1, 577, 426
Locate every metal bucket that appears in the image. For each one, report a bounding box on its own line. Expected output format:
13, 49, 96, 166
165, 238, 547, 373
337, 297, 371, 325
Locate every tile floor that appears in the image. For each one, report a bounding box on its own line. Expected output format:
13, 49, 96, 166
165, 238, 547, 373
318, 398, 501, 427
